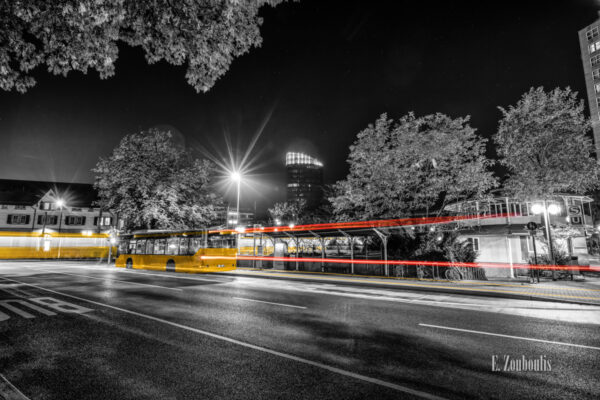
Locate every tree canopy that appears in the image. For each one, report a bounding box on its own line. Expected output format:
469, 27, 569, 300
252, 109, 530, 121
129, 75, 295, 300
330, 112, 497, 220
0, 0, 286, 93
267, 200, 305, 225
494, 87, 600, 198
93, 129, 221, 230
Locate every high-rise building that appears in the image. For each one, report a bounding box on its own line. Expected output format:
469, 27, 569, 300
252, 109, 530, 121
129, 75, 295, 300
578, 14, 600, 155
285, 151, 324, 209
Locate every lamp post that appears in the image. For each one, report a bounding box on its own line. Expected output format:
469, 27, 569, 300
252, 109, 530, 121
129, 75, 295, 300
230, 171, 241, 227
231, 171, 242, 255
531, 200, 561, 281
55, 199, 65, 259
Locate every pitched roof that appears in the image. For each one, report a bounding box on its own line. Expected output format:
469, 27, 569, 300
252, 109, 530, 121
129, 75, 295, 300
0, 179, 98, 207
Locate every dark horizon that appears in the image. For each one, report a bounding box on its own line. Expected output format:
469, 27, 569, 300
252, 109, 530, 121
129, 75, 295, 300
1, 0, 598, 213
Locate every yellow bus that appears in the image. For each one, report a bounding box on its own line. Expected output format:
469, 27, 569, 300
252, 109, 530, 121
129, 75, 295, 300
0, 230, 114, 259
115, 229, 237, 273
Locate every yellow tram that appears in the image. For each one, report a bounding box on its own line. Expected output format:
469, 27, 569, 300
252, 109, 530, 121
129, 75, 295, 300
115, 229, 237, 273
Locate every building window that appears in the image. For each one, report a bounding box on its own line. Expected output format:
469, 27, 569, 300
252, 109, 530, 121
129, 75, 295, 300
594, 69, 600, 80
14, 205, 27, 210
65, 216, 86, 225
508, 202, 521, 216
465, 237, 480, 252
37, 215, 58, 225
93, 216, 112, 226
0, 205, 7, 209
7, 214, 30, 225
592, 55, 600, 67
39, 202, 52, 210
587, 27, 600, 41
526, 236, 535, 253
285, 152, 323, 167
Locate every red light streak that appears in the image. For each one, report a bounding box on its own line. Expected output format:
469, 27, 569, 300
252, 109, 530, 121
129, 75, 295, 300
199, 255, 591, 272
215, 213, 520, 235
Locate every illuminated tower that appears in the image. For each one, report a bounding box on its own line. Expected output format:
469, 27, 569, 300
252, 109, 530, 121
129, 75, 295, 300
285, 152, 324, 209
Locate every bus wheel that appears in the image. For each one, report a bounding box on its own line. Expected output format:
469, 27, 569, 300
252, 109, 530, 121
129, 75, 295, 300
126, 258, 133, 269
166, 259, 175, 272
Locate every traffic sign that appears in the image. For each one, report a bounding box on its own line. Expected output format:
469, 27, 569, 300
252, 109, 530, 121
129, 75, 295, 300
526, 222, 538, 231
568, 205, 582, 216
567, 205, 583, 225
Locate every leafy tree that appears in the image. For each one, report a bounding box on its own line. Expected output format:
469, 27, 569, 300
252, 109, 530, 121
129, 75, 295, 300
0, 0, 287, 93
494, 87, 600, 198
93, 129, 221, 230
268, 200, 305, 225
387, 228, 483, 280
330, 112, 497, 220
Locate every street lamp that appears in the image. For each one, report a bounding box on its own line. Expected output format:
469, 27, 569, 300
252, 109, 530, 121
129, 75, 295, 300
230, 171, 243, 254
55, 198, 66, 259
55, 198, 66, 231
230, 171, 242, 228
531, 200, 561, 280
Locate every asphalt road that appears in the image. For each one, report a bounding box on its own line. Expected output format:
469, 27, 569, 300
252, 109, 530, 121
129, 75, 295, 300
0, 261, 599, 400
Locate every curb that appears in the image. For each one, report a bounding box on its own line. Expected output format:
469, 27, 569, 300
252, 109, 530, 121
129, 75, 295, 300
212, 270, 600, 307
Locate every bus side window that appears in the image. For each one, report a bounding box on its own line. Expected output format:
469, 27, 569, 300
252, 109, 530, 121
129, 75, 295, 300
225, 235, 236, 249
129, 240, 137, 254
166, 237, 179, 255
145, 239, 154, 255
154, 238, 166, 255
207, 236, 220, 248
136, 239, 146, 255
118, 240, 129, 254
179, 237, 189, 255
190, 237, 203, 253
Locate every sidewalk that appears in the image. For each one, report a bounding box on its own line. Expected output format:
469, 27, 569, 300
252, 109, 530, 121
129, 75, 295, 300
218, 268, 600, 306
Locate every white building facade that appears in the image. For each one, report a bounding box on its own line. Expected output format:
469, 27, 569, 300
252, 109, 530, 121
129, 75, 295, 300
445, 195, 594, 278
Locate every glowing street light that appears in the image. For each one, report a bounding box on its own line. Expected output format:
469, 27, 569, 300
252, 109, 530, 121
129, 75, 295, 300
230, 171, 241, 183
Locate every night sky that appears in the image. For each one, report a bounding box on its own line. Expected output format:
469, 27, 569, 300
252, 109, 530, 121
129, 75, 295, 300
0, 0, 599, 214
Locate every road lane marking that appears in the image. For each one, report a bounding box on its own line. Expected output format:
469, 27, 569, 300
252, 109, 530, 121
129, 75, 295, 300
0, 373, 30, 400
236, 268, 600, 292
112, 268, 222, 283
0, 276, 445, 400
233, 272, 600, 301
34, 269, 183, 292
419, 323, 600, 351
25, 264, 222, 284
233, 297, 307, 309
